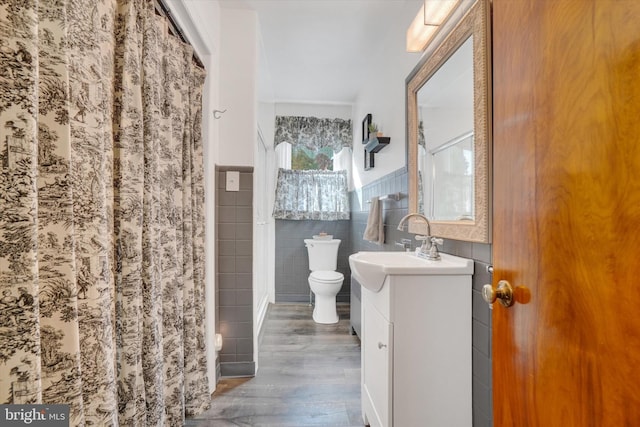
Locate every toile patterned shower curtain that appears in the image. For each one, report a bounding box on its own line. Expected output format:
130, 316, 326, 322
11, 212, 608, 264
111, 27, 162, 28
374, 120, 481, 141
0, 0, 210, 425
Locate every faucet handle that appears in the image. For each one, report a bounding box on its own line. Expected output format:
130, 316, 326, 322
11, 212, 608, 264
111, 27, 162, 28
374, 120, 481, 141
395, 239, 412, 251
414, 235, 431, 255
427, 237, 443, 260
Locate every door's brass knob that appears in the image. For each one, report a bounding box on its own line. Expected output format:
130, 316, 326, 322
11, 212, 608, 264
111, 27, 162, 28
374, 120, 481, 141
482, 280, 514, 309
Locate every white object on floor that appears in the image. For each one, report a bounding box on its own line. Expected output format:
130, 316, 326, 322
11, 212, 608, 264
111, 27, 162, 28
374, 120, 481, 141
304, 238, 344, 324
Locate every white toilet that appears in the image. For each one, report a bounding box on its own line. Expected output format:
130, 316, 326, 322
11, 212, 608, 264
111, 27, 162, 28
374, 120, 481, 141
304, 238, 344, 324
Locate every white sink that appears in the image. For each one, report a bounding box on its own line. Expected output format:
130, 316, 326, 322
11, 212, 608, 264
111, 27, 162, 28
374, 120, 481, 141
349, 251, 474, 292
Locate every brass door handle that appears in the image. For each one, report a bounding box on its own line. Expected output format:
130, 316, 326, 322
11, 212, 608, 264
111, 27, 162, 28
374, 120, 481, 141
482, 280, 514, 309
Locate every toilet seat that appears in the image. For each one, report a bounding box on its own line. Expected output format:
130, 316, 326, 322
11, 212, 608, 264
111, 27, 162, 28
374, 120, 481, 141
310, 270, 344, 283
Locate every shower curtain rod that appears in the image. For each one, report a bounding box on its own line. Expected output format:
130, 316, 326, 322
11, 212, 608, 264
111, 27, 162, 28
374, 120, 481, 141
154, 0, 205, 69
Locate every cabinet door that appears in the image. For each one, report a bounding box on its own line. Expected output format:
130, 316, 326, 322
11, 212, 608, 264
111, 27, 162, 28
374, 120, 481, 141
362, 300, 393, 427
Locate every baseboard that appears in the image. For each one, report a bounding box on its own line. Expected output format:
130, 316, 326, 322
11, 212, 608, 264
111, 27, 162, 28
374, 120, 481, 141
275, 292, 351, 303
220, 361, 256, 378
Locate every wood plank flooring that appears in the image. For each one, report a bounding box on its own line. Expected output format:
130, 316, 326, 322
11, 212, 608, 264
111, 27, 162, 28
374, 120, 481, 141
187, 303, 362, 427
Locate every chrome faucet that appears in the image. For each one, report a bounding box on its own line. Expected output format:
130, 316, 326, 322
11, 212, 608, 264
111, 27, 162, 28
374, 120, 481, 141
397, 212, 431, 235
397, 213, 442, 260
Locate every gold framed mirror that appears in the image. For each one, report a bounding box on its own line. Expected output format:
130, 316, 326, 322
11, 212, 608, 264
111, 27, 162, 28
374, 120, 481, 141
406, 0, 491, 243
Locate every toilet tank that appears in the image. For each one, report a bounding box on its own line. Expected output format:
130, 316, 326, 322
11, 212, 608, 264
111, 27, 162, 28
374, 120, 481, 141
304, 239, 341, 271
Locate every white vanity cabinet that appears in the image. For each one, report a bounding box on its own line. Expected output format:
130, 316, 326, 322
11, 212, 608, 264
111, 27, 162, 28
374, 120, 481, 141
360, 272, 472, 427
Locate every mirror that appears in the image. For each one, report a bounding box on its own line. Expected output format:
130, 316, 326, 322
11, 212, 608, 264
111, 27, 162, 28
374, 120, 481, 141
407, 0, 491, 243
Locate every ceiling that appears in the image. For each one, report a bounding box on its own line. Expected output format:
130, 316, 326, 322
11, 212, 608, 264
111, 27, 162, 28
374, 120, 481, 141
220, 0, 422, 105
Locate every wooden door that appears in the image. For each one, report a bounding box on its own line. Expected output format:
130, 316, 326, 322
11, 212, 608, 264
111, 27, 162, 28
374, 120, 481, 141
492, 0, 640, 425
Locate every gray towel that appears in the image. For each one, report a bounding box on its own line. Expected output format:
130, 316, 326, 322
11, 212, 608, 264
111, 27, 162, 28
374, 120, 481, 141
363, 197, 384, 245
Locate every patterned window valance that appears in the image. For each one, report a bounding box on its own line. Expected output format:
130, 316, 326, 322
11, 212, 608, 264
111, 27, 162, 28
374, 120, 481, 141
274, 116, 352, 152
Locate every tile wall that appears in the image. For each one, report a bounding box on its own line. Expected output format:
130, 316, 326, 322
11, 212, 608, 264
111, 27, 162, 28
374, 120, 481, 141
350, 167, 493, 427
350, 167, 411, 253
444, 240, 493, 427
215, 166, 255, 377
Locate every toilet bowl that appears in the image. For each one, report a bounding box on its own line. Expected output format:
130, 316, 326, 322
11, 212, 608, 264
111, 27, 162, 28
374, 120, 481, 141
308, 270, 344, 324
304, 238, 344, 324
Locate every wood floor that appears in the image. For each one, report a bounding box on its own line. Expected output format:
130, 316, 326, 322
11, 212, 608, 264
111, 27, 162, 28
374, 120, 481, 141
187, 303, 363, 427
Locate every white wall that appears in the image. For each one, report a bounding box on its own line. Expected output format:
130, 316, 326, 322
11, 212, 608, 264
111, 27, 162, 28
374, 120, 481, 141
254, 15, 277, 367
351, 8, 423, 190
219, 8, 258, 167
258, 103, 275, 147
257, 102, 276, 313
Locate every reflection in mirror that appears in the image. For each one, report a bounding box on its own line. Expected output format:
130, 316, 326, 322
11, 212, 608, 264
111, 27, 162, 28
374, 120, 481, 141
431, 131, 473, 219
407, 0, 491, 243
417, 37, 474, 220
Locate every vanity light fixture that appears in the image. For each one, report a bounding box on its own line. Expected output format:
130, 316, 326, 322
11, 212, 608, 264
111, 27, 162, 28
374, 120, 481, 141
406, 0, 460, 52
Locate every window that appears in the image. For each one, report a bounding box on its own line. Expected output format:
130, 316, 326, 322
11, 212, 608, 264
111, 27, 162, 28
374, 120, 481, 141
272, 115, 353, 220
291, 145, 334, 170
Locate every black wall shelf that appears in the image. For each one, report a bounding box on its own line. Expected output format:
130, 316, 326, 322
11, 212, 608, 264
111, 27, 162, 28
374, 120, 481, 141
365, 136, 391, 153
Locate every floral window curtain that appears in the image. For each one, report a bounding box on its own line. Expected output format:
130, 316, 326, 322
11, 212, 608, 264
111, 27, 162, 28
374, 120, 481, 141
274, 116, 352, 152
0, 1, 209, 425
273, 169, 350, 220
273, 116, 352, 220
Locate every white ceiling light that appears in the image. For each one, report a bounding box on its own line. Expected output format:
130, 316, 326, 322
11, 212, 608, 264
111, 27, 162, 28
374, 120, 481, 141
406, 0, 460, 52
